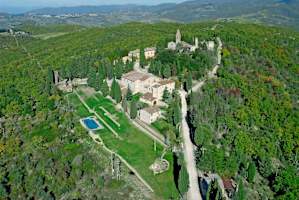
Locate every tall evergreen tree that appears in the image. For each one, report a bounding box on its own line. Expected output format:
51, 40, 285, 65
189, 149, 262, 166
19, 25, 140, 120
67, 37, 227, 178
186, 72, 193, 91
173, 101, 181, 126
247, 162, 256, 183
122, 97, 128, 113
235, 180, 245, 200
114, 81, 122, 103
126, 87, 133, 101
98, 64, 106, 80
100, 80, 109, 97
114, 62, 123, 79
46, 68, 54, 95
110, 79, 122, 103
163, 64, 171, 78
87, 67, 97, 88
130, 100, 137, 119
94, 74, 100, 91
178, 165, 189, 195
162, 88, 171, 103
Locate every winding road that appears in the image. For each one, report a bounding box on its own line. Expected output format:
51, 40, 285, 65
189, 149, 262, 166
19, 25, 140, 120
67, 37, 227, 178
180, 37, 223, 200
180, 89, 202, 200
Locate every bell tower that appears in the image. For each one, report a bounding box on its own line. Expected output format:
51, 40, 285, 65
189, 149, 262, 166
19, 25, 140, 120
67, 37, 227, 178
176, 29, 181, 44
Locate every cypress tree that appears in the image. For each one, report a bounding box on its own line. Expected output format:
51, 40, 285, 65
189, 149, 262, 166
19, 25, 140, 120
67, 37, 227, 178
126, 87, 133, 101
248, 162, 256, 183
87, 67, 97, 88
98, 64, 106, 80
100, 80, 109, 97
122, 97, 128, 113
114, 81, 122, 103
162, 88, 171, 103
173, 101, 181, 126
236, 180, 245, 200
110, 78, 116, 99
46, 68, 54, 95
163, 64, 171, 78
186, 72, 193, 91
114, 62, 123, 79
130, 100, 137, 119
178, 165, 189, 195
94, 74, 100, 91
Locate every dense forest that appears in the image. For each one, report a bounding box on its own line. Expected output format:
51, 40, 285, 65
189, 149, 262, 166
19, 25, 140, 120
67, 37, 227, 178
0, 22, 298, 199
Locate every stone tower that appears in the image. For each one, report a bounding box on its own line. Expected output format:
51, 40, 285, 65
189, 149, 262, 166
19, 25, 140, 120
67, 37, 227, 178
195, 37, 199, 48
54, 70, 59, 85
176, 29, 181, 44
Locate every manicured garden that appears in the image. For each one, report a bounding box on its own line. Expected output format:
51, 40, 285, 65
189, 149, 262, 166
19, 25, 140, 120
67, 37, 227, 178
67, 91, 179, 199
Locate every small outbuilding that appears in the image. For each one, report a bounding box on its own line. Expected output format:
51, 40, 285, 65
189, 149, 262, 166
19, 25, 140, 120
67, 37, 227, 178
139, 106, 161, 124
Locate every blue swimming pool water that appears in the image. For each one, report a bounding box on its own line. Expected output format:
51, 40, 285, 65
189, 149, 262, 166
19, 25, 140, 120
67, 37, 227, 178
83, 118, 100, 130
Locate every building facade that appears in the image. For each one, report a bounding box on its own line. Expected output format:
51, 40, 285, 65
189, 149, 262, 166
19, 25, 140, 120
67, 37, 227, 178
139, 106, 161, 124
121, 70, 175, 104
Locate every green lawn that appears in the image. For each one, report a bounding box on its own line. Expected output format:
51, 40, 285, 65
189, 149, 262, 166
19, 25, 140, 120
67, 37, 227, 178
67, 91, 179, 199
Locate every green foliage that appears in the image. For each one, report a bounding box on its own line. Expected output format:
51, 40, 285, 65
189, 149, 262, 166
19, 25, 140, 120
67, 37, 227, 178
247, 162, 256, 183
273, 167, 299, 200
110, 79, 122, 103
163, 64, 171, 78
122, 97, 128, 113
87, 67, 97, 88
235, 180, 245, 200
130, 100, 138, 119
178, 165, 189, 195
173, 101, 181, 126
162, 88, 171, 103
1, 21, 298, 199
206, 180, 223, 200
126, 87, 133, 101
186, 72, 193, 91
100, 80, 109, 97
194, 124, 213, 146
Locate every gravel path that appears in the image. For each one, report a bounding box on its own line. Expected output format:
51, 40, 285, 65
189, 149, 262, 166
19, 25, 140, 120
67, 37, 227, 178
180, 37, 223, 200
179, 89, 202, 200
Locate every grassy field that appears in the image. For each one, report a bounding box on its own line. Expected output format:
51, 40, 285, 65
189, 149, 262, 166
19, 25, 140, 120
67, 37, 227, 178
67, 91, 179, 199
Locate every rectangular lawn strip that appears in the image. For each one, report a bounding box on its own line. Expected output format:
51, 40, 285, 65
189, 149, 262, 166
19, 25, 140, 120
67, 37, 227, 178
72, 92, 179, 198
67, 93, 90, 117
98, 127, 178, 199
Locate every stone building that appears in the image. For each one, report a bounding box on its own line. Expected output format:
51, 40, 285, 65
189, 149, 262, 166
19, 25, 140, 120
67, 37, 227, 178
167, 29, 199, 52
206, 41, 215, 51
128, 49, 140, 60
139, 106, 161, 124
152, 80, 175, 100
121, 70, 175, 104
144, 47, 156, 59
121, 71, 155, 94
140, 92, 157, 106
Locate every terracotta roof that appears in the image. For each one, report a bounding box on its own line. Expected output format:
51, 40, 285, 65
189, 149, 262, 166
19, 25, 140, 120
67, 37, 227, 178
144, 47, 156, 52
143, 106, 160, 114
122, 71, 150, 82
158, 79, 175, 86
141, 92, 156, 102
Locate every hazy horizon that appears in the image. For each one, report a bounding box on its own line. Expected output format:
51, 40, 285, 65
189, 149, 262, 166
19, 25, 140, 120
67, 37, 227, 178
0, 0, 186, 14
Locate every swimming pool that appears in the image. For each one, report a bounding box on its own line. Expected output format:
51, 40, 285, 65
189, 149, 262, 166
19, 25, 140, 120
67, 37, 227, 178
80, 117, 103, 131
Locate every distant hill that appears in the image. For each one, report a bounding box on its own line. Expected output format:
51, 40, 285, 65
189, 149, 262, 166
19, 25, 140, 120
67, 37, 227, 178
2, 0, 299, 29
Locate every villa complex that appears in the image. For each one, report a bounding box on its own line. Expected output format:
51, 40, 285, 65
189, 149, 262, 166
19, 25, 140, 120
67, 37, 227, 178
121, 70, 175, 105
120, 70, 175, 124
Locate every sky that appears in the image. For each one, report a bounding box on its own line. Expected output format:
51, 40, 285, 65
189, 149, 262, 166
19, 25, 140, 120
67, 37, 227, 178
0, 0, 187, 13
